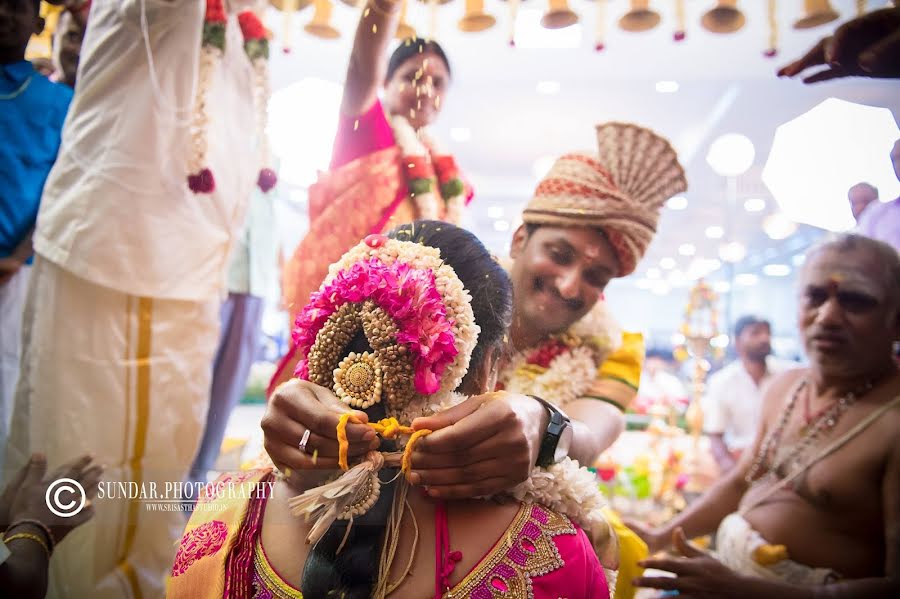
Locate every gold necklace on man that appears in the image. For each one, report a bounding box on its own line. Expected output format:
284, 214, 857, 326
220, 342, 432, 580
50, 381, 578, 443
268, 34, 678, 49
745, 378, 874, 489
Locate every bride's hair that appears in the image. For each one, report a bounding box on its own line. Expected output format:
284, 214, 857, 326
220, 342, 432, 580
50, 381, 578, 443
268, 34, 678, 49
301, 221, 511, 598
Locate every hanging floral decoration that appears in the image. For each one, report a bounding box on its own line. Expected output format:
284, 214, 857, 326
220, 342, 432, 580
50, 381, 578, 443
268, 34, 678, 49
187, 0, 227, 194
763, 0, 779, 58
187, 3, 277, 194
238, 10, 278, 192
673, 0, 686, 41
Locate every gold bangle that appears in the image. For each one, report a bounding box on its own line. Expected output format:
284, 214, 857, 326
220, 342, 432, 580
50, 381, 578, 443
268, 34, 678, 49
7, 519, 56, 552
3, 532, 51, 559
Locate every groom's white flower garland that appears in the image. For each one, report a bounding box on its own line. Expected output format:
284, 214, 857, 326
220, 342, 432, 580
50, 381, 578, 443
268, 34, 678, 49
499, 299, 622, 408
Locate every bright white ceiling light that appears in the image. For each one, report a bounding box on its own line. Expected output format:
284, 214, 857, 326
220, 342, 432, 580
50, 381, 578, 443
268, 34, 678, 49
666, 195, 688, 210
705, 225, 725, 239
763, 213, 797, 240
763, 263, 792, 277
532, 155, 557, 180
536, 81, 561, 95
744, 198, 766, 212
646, 268, 661, 279
719, 241, 747, 263
678, 243, 696, 256
450, 127, 472, 142
671, 332, 686, 345
735, 273, 759, 286
635, 279, 654, 290
713, 280, 731, 293
655, 81, 679, 93
706, 133, 756, 177
660, 257, 677, 270
487, 205, 504, 219
493, 219, 511, 232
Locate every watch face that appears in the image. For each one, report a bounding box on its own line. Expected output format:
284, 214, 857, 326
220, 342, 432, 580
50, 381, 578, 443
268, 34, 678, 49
554, 422, 573, 462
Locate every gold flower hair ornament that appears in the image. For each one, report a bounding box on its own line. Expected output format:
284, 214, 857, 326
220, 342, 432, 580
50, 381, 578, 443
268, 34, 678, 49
288, 233, 478, 542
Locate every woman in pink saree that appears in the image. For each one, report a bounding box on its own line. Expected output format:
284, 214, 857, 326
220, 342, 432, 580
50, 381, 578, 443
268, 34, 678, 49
169, 222, 616, 598
278, 0, 472, 347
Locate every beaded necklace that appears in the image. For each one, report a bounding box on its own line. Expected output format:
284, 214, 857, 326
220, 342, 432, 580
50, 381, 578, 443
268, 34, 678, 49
745, 378, 873, 487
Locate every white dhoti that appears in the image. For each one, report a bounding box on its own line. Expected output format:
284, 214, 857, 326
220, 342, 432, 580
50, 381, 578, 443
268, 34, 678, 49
715, 513, 840, 586
5, 257, 220, 599
0, 263, 31, 472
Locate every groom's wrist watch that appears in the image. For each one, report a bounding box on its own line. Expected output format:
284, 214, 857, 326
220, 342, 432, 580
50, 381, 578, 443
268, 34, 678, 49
529, 395, 573, 468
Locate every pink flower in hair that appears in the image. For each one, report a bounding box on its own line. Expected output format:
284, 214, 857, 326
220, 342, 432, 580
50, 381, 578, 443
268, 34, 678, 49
293, 258, 459, 394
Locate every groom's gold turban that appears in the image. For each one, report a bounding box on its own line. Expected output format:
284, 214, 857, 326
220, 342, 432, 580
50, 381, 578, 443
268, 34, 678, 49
523, 122, 688, 276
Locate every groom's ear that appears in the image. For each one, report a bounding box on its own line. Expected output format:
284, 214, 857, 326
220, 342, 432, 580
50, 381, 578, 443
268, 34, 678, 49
510, 224, 530, 260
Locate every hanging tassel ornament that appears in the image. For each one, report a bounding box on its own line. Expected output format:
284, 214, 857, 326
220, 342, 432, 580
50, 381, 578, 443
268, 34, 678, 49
187, 0, 227, 194
281, 0, 299, 53
763, 0, 778, 58
508, 0, 520, 47
595, 0, 607, 51
673, 0, 686, 41
428, 0, 439, 40
238, 10, 278, 192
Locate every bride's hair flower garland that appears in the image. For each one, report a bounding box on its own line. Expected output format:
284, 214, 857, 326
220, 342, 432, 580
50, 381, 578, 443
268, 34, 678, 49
293, 235, 479, 417
188, 1, 277, 194
389, 115, 468, 224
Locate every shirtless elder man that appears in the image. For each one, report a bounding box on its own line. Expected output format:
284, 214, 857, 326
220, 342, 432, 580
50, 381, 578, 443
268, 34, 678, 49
632, 233, 900, 598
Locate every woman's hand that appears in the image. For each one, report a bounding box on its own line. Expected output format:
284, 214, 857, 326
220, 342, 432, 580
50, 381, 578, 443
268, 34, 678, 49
261, 379, 380, 473
406, 392, 549, 499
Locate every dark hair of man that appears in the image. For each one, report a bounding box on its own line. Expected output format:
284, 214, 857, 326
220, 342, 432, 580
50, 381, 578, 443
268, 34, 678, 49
849, 181, 879, 198
301, 220, 512, 598
733, 315, 770, 339
385, 37, 452, 83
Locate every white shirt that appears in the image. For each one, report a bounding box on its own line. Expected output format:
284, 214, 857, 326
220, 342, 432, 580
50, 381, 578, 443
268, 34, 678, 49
226, 186, 278, 298
34, 0, 257, 301
702, 356, 796, 451
856, 198, 900, 252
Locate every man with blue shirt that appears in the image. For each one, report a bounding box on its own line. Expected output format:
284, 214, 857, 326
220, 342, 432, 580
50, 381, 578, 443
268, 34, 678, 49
0, 0, 72, 454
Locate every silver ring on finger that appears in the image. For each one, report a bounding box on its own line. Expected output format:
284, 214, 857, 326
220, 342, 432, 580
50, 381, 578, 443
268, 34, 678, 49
298, 429, 312, 454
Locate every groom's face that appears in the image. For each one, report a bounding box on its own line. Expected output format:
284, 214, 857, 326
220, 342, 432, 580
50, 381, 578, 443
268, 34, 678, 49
509, 224, 617, 337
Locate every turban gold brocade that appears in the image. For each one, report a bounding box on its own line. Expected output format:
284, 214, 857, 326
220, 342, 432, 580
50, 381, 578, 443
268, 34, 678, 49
523, 122, 688, 276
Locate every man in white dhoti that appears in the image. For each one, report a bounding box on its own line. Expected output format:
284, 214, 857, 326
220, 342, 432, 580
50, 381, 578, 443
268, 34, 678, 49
631, 234, 900, 598
3, 1, 263, 597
